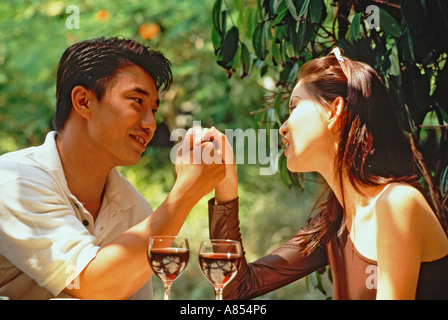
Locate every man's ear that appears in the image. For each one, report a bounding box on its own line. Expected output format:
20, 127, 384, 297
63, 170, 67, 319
71, 86, 94, 120
328, 96, 344, 132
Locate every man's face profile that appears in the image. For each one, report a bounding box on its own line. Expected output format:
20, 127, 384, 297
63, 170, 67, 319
82, 64, 160, 167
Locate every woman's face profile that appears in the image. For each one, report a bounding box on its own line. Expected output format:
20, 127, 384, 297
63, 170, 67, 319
279, 82, 337, 174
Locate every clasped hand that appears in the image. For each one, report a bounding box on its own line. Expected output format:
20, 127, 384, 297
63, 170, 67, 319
174, 126, 238, 204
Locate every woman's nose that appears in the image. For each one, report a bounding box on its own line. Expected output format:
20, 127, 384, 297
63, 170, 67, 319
279, 120, 288, 137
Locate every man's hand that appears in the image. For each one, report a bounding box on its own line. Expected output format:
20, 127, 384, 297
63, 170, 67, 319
173, 127, 227, 204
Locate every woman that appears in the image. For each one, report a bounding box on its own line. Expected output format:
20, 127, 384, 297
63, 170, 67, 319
206, 48, 448, 300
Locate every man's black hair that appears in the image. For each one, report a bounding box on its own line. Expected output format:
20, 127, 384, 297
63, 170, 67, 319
53, 36, 173, 131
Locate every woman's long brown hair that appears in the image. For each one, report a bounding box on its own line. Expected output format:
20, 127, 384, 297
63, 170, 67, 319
296, 53, 418, 256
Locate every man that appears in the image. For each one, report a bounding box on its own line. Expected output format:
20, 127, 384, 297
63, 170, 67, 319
0, 37, 225, 299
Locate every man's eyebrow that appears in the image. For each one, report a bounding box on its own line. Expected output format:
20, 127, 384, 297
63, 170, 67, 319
128, 87, 160, 106
129, 87, 150, 96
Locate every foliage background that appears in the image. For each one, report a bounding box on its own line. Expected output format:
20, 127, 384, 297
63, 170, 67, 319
0, 0, 329, 299
210, 0, 448, 298
210, 0, 448, 226
2, 0, 446, 300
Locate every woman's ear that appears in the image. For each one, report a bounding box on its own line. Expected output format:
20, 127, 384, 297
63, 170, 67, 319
71, 86, 94, 120
328, 96, 344, 132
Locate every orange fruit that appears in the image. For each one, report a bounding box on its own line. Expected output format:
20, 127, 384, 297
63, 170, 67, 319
95, 9, 110, 22
139, 23, 160, 40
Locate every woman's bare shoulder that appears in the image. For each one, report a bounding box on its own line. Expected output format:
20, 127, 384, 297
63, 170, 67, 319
374, 183, 435, 240
375, 182, 448, 261
377, 182, 431, 215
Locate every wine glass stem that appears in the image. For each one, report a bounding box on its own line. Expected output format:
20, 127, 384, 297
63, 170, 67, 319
214, 286, 223, 300
164, 282, 172, 300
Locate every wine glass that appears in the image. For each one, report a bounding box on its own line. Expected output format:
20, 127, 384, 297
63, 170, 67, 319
198, 239, 242, 300
148, 236, 189, 300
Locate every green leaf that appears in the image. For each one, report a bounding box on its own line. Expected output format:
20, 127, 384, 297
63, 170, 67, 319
399, 28, 415, 63
212, 0, 223, 35
298, 0, 310, 19
228, 43, 241, 75
253, 24, 268, 60
441, 164, 448, 196
281, 39, 289, 63
274, 2, 289, 25
278, 153, 291, 187
327, 267, 333, 283
379, 8, 402, 38
260, 63, 268, 77
387, 44, 400, 77
285, 0, 298, 21
289, 171, 303, 191
221, 10, 227, 36
315, 272, 326, 295
240, 42, 251, 77
309, 271, 317, 288
211, 26, 222, 54
274, 25, 287, 43
245, 8, 258, 39
351, 12, 361, 41
292, 22, 306, 55
309, 0, 324, 23
337, 38, 356, 58
232, 0, 244, 13
288, 62, 299, 84
271, 41, 281, 66
305, 273, 310, 291
401, 0, 425, 36
279, 62, 299, 87
218, 26, 240, 65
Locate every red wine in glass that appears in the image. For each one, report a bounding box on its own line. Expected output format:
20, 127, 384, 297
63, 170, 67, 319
148, 236, 189, 300
198, 240, 242, 300
199, 253, 241, 286
150, 248, 189, 282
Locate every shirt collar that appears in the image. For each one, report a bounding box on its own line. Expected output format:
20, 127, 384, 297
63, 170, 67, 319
33, 131, 68, 186
103, 168, 139, 211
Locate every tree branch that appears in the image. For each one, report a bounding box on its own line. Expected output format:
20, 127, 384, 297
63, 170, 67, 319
372, 0, 401, 9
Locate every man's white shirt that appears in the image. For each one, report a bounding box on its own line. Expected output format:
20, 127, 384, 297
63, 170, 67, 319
0, 132, 153, 299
